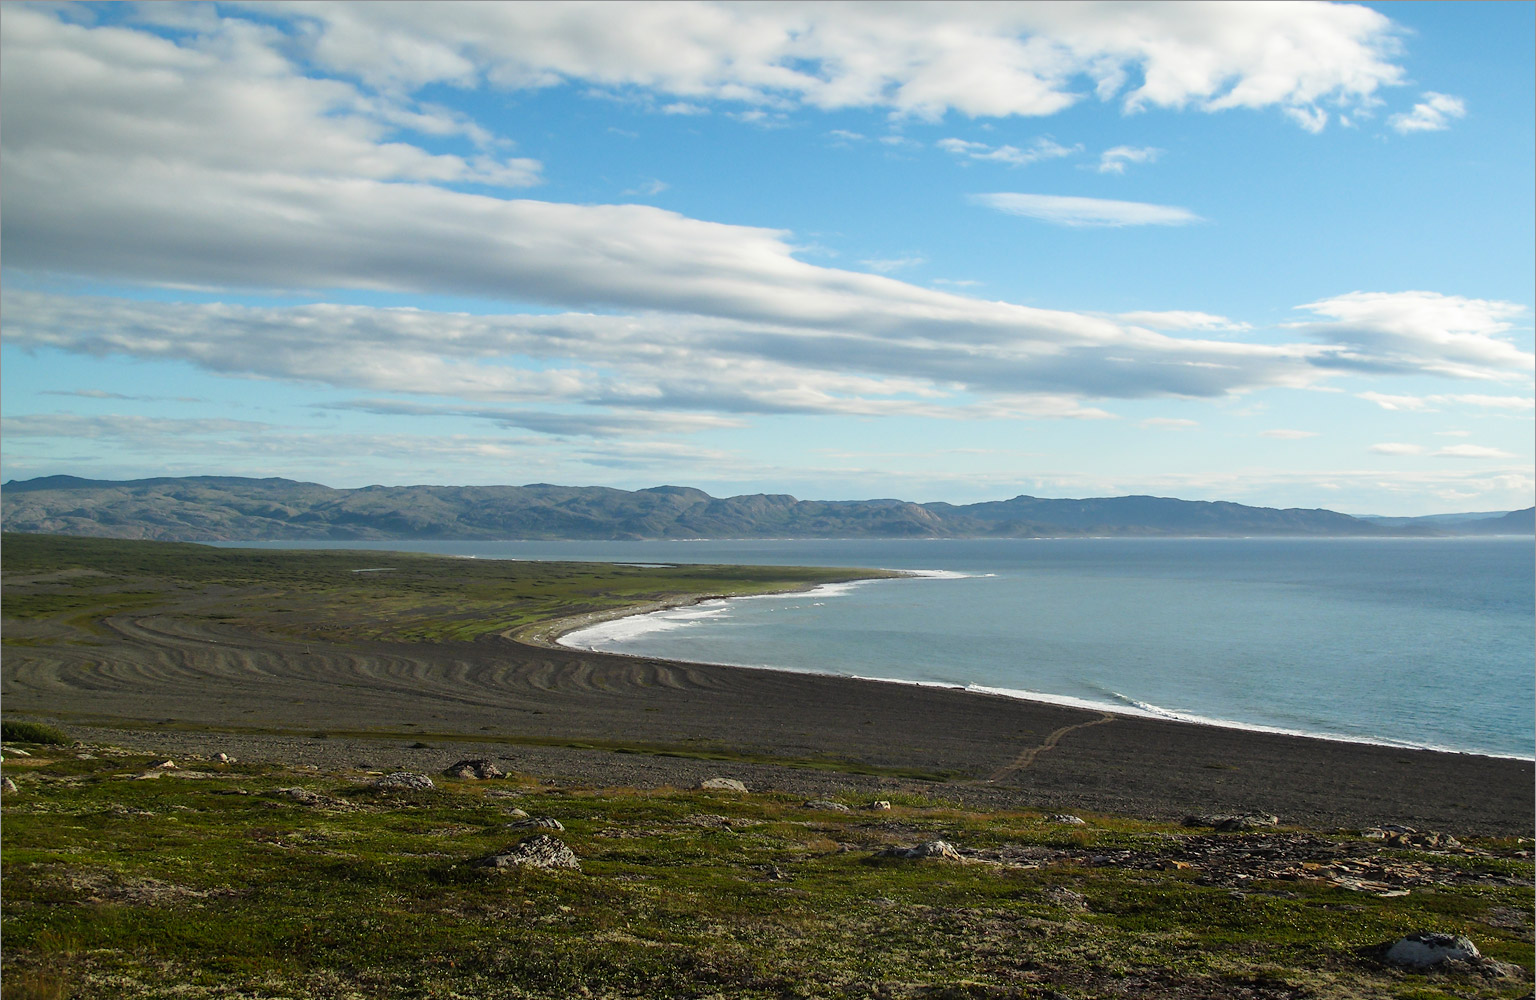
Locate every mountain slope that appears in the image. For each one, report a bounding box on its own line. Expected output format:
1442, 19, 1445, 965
3, 475, 1528, 541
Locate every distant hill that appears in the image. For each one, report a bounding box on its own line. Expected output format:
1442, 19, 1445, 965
2, 475, 1531, 542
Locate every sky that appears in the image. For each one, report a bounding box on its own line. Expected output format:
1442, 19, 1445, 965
1, 1, 1532, 515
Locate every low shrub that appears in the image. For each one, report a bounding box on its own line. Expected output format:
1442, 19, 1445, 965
1, 720, 71, 745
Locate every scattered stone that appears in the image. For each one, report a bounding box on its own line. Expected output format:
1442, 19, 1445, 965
503, 807, 531, 820
76, 752, 98, 760
1383, 932, 1481, 968
265, 787, 353, 810
374, 771, 436, 791
146, 759, 177, 770
507, 816, 564, 831
1047, 814, 1086, 825
697, 777, 748, 792
685, 813, 760, 831
471, 834, 580, 871
2, 776, 18, 793
6, 748, 32, 757
443, 758, 504, 780
879, 840, 963, 861
1183, 813, 1278, 831
1363, 827, 1464, 850
802, 800, 852, 812
864, 800, 893, 811
214, 753, 236, 764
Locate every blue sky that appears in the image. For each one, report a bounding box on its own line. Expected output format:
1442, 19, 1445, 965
2, 1, 1531, 515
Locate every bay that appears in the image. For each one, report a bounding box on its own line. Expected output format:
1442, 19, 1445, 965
221, 537, 1535, 759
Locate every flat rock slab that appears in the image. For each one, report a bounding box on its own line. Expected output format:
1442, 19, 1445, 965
879, 840, 963, 861
375, 771, 436, 791
697, 777, 748, 792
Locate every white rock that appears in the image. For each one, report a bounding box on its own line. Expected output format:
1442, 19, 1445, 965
697, 777, 748, 792
1385, 932, 1481, 968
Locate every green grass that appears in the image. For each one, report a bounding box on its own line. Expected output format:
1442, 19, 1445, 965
1, 532, 899, 646
1, 721, 72, 745
2, 750, 1531, 999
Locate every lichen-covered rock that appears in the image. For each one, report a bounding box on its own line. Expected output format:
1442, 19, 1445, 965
802, 800, 852, 812
375, 771, 435, 791
1047, 814, 1086, 825
879, 840, 963, 861
697, 777, 748, 792
443, 758, 504, 780
1384, 932, 1480, 968
214, 753, 237, 764
472, 834, 580, 871
864, 800, 892, 811
1183, 813, 1278, 831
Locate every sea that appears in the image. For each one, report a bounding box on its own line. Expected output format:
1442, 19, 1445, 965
223, 537, 1535, 760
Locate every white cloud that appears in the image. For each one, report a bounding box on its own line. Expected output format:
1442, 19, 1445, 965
1357, 391, 1535, 412
860, 257, 925, 274
622, 178, 670, 196
938, 136, 1080, 166
1389, 92, 1467, 134
262, 1, 1407, 126
1096, 145, 1161, 174
0, 7, 541, 189
1117, 310, 1250, 332
1294, 292, 1533, 381
970, 192, 1202, 227
1260, 429, 1319, 439
1435, 444, 1515, 459
1371, 443, 1425, 456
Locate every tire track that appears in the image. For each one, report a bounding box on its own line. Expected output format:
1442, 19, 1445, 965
985, 712, 1116, 783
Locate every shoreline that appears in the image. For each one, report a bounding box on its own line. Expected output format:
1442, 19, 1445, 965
529, 581, 1535, 765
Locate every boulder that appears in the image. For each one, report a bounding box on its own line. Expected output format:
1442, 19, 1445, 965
697, 777, 748, 792
375, 771, 436, 791
879, 840, 963, 861
506, 816, 564, 831
1384, 932, 1480, 968
802, 800, 852, 812
2, 776, 17, 793
864, 800, 893, 811
443, 758, 504, 780
214, 753, 236, 764
1047, 814, 1086, 825
471, 834, 580, 871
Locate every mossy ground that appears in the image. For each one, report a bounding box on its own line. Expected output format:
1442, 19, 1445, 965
2, 745, 1530, 1000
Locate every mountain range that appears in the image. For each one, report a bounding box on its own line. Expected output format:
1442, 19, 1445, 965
3, 475, 1531, 542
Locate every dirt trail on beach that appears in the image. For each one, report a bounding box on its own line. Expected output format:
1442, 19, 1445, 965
5, 606, 1532, 835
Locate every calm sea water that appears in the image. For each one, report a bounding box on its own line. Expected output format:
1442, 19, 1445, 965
223, 537, 1535, 759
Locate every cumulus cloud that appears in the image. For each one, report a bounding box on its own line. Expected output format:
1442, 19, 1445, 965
1294, 292, 1533, 381
1389, 92, 1467, 133
260, 1, 1407, 126
938, 136, 1080, 167
1096, 145, 1162, 174
970, 192, 1202, 227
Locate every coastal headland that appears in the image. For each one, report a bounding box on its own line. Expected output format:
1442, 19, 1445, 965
3, 534, 1530, 835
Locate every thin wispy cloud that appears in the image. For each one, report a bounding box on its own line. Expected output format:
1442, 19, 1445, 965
970, 193, 1202, 228
1389, 92, 1467, 134
1096, 146, 1162, 174
938, 137, 1079, 167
